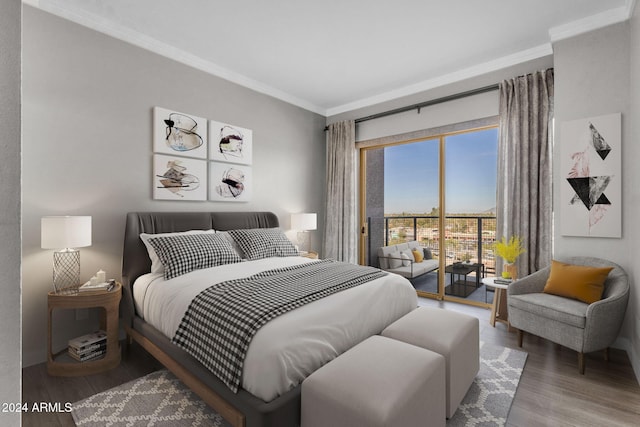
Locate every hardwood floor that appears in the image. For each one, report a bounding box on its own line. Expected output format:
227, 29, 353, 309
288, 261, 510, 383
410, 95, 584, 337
22, 298, 640, 426
22, 342, 163, 427
418, 298, 640, 427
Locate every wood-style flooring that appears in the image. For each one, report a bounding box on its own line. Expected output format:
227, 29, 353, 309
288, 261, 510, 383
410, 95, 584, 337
22, 298, 640, 426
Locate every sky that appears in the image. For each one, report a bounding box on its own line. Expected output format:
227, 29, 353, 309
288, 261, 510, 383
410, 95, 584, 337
383, 128, 498, 214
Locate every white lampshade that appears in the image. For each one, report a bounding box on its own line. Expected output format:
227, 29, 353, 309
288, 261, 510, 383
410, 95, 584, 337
291, 213, 317, 231
41, 216, 92, 249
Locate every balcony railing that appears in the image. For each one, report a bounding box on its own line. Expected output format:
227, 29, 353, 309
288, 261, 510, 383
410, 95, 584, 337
376, 215, 497, 276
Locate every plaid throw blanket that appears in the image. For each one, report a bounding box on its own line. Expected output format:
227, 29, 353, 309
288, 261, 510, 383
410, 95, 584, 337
171, 259, 387, 393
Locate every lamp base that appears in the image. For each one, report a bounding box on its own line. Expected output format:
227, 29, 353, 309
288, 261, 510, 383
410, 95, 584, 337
52, 250, 80, 292
296, 231, 313, 254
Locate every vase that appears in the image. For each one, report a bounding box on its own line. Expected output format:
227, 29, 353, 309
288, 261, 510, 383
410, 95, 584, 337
503, 263, 518, 280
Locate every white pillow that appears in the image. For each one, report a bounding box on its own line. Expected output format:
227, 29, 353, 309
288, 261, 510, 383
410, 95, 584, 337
401, 252, 411, 267
140, 230, 215, 274
388, 253, 402, 269
401, 249, 415, 266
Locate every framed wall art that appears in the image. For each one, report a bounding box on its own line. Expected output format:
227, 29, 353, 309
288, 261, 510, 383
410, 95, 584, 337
153, 154, 207, 201
209, 161, 252, 202
153, 107, 208, 159
209, 120, 253, 165
560, 113, 621, 238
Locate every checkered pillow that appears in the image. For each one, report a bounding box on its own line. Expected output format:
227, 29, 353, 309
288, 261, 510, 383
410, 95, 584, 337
147, 233, 242, 280
228, 228, 298, 260
140, 230, 215, 274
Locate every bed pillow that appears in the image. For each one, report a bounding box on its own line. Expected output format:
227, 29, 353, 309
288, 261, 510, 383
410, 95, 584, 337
215, 230, 246, 259
228, 228, 299, 260
140, 230, 215, 274
543, 260, 613, 304
146, 232, 242, 280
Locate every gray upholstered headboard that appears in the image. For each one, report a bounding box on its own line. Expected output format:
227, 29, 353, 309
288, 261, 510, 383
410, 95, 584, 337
122, 211, 279, 286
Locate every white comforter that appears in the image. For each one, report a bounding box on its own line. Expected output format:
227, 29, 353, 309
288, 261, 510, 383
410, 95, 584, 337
133, 257, 417, 401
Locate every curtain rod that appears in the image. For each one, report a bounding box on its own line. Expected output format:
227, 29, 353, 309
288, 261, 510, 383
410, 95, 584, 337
324, 83, 499, 131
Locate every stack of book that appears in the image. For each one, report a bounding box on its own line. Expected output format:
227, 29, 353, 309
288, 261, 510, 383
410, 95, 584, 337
494, 277, 513, 285
78, 279, 115, 292
68, 330, 107, 362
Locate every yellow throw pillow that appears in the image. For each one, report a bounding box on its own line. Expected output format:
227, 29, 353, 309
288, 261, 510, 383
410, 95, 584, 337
543, 260, 613, 304
412, 249, 424, 263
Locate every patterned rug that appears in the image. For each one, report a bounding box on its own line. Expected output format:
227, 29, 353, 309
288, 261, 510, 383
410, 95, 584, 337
72, 342, 526, 427
448, 342, 528, 426
72, 370, 230, 427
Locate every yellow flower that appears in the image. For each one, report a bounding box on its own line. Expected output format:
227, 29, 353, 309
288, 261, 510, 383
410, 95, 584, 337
494, 236, 526, 264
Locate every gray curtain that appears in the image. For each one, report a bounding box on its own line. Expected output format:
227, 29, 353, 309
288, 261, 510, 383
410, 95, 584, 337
323, 120, 358, 263
497, 69, 554, 277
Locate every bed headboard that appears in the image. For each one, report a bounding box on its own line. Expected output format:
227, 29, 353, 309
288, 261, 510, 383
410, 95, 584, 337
121, 211, 279, 324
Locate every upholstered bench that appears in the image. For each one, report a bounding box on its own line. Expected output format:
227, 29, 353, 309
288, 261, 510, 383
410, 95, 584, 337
301, 335, 445, 427
382, 306, 479, 418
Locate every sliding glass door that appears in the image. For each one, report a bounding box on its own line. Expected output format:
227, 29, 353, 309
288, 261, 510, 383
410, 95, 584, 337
360, 125, 498, 307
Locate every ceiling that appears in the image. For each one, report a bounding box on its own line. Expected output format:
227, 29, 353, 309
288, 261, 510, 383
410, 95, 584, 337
25, 0, 635, 116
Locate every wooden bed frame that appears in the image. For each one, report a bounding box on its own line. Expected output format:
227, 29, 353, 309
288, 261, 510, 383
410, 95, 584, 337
121, 212, 301, 427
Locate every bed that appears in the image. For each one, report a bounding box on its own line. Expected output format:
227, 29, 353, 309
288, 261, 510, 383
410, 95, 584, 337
121, 211, 417, 427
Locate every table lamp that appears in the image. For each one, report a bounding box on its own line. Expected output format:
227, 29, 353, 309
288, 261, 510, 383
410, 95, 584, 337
291, 213, 317, 254
41, 216, 92, 292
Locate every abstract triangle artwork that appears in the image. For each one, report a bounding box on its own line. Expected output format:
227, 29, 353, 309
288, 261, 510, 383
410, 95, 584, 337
561, 113, 620, 238
567, 176, 612, 211
589, 122, 611, 160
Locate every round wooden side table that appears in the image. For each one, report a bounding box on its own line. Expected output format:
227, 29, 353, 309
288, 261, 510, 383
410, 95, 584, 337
482, 277, 510, 328
47, 283, 121, 376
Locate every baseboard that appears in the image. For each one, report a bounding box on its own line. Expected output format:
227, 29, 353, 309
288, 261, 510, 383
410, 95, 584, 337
612, 337, 640, 385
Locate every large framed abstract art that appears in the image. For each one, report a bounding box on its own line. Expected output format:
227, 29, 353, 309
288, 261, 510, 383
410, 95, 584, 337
151, 107, 253, 202
560, 113, 621, 238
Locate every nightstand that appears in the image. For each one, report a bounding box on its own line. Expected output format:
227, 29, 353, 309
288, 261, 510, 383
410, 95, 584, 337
482, 277, 511, 329
300, 251, 319, 259
47, 283, 121, 376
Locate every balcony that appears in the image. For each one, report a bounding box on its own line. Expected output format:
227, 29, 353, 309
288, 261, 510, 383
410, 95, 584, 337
366, 215, 498, 303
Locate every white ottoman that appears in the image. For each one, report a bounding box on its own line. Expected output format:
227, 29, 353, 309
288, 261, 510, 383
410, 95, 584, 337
301, 335, 445, 427
382, 306, 479, 418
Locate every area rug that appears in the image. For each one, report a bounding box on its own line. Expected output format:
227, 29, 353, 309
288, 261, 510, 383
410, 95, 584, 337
447, 342, 528, 426
72, 370, 230, 426
72, 342, 526, 427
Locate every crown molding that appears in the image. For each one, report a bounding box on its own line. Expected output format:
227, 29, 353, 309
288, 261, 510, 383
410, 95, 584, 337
625, 0, 638, 18
22, 0, 327, 115
325, 44, 552, 117
549, 1, 635, 43
23, 0, 635, 118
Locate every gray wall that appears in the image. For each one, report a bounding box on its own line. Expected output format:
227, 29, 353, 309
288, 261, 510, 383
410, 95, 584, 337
630, 0, 640, 381
0, 0, 22, 424
22, 6, 326, 366
553, 22, 638, 376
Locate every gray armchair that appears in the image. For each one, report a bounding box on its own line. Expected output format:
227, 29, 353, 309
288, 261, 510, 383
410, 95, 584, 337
507, 256, 629, 374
